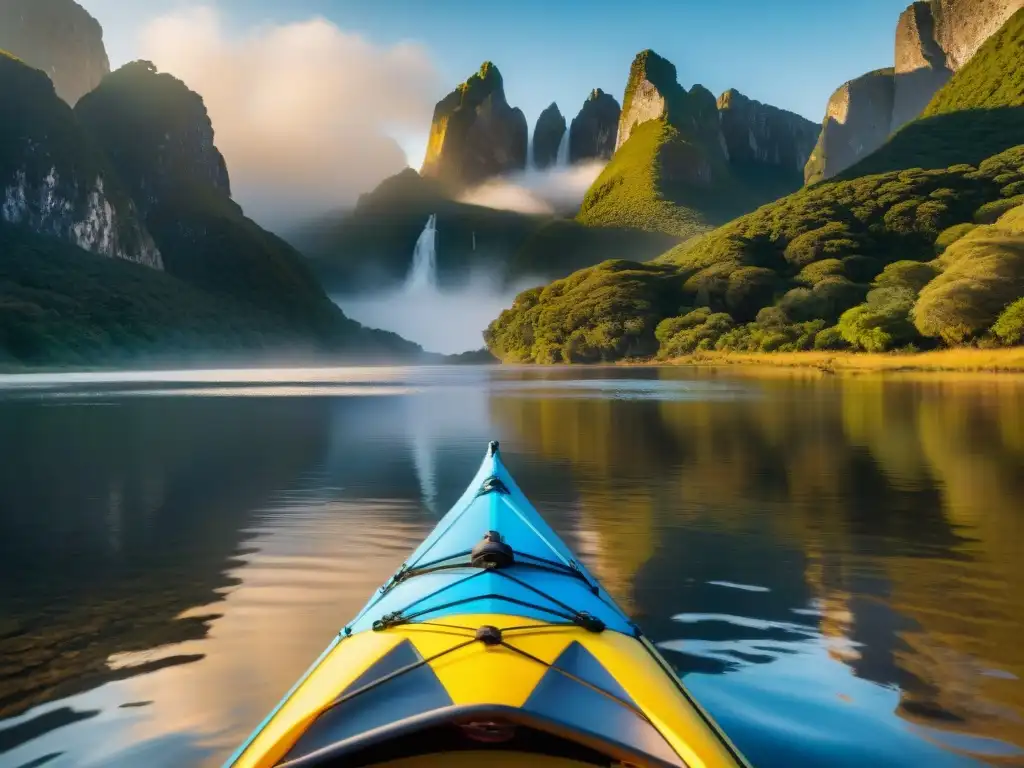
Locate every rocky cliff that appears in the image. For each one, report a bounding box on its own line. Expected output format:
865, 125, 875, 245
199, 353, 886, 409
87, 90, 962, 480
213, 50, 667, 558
0, 52, 160, 267
845, 7, 1024, 177
717, 89, 820, 174
569, 88, 620, 163
533, 103, 566, 169
807, 0, 1022, 182
74, 62, 346, 336
420, 62, 528, 188
0, 0, 109, 105
892, 0, 1023, 130
804, 69, 896, 184
75, 61, 231, 214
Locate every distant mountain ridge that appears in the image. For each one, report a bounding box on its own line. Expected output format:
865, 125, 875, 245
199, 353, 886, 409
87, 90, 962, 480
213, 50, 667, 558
485, 10, 1024, 363
0, 1, 424, 366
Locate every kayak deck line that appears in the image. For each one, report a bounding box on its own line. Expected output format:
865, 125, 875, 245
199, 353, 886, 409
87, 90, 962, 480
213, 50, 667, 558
227, 442, 751, 768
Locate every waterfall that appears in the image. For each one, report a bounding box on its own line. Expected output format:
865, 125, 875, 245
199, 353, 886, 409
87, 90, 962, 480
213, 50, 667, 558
404, 214, 437, 291
526, 133, 535, 170
556, 128, 570, 166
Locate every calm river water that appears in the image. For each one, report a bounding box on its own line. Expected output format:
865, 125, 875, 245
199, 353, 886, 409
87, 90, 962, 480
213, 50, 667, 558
0, 366, 1021, 767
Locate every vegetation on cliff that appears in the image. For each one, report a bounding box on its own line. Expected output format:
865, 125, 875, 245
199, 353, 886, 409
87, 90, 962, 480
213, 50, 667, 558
486, 145, 1024, 363
0, 223, 414, 366
579, 50, 814, 240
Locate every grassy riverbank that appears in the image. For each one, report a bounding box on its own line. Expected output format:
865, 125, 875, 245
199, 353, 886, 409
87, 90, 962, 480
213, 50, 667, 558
642, 348, 1024, 374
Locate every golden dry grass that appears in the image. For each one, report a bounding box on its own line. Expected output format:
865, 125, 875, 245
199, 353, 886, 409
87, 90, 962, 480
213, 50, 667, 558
642, 348, 1024, 374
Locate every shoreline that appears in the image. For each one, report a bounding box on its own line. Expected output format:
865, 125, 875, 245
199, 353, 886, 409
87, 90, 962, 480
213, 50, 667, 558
623, 349, 1024, 374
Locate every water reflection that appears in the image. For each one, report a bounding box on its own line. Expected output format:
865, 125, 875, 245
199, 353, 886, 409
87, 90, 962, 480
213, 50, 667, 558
0, 367, 1021, 767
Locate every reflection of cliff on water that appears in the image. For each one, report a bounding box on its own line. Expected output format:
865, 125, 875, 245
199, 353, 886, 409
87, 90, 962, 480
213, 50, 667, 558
0, 396, 332, 723
489, 370, 1024, 754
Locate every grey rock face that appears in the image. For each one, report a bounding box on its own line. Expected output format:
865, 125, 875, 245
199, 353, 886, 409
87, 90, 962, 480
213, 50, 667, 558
420, 62, 528, 188
718, 89, 821, 174
533, 103, 566, 170
0, 0, 110, 105
2, 171, 162, 266
0, 53, 160, 266
569, 89, 620, 163
804, 69, 896, 185
892, 0, 1023, 131
806, 0, 1022, 183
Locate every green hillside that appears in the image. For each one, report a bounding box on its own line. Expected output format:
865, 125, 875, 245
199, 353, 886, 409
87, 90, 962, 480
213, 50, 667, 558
0, 223, 416, 366
844, 9, 1024, 177
486, 145, 1024, 362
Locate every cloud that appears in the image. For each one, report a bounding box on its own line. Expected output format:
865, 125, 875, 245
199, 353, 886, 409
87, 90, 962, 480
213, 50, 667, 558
139, 6, 441, 229
457, 161, 606, 216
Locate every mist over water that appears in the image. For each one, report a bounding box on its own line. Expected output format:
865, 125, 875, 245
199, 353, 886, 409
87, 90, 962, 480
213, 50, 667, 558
334, 215, 537, 354
337, 157, 602, 353
335, 272, 531, 355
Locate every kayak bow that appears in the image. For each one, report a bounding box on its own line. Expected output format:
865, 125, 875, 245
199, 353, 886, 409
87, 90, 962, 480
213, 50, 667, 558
227, 442, 748, 768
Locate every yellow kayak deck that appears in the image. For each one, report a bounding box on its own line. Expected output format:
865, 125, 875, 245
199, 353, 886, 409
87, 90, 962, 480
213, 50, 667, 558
232, 614, 746, 768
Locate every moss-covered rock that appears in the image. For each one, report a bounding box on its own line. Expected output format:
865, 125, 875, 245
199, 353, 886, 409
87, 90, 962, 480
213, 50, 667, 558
0, 51, 159, 266
0, 0, 109, 105
420, 62, 528, 188
568, 88, 620, 163
532, 102, 566, 170
75, 61, 231, 211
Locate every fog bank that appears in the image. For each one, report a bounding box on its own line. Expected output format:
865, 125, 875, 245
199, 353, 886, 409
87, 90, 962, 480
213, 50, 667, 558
457, 161, 605, 215
140, 6, 441, 230
334, 271, 535, 355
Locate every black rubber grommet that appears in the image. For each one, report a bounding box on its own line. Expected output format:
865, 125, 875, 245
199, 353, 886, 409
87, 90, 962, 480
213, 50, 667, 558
475, 625, 503, 646
575, 612, 606, 633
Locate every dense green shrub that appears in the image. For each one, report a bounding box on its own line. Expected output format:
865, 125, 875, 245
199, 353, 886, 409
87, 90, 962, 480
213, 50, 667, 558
797, 259, 844, 286
975, 195, 1024, 224
874, 261, 941, 293
935, 223, 978, 253
783, 222, 860, 267
657, 309, 735, 357
724, 267, 779, 321
992, 298, 1024, 345
814, 326, 850, 350
839, 288, 920, 352
913, 204, 1024, 343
